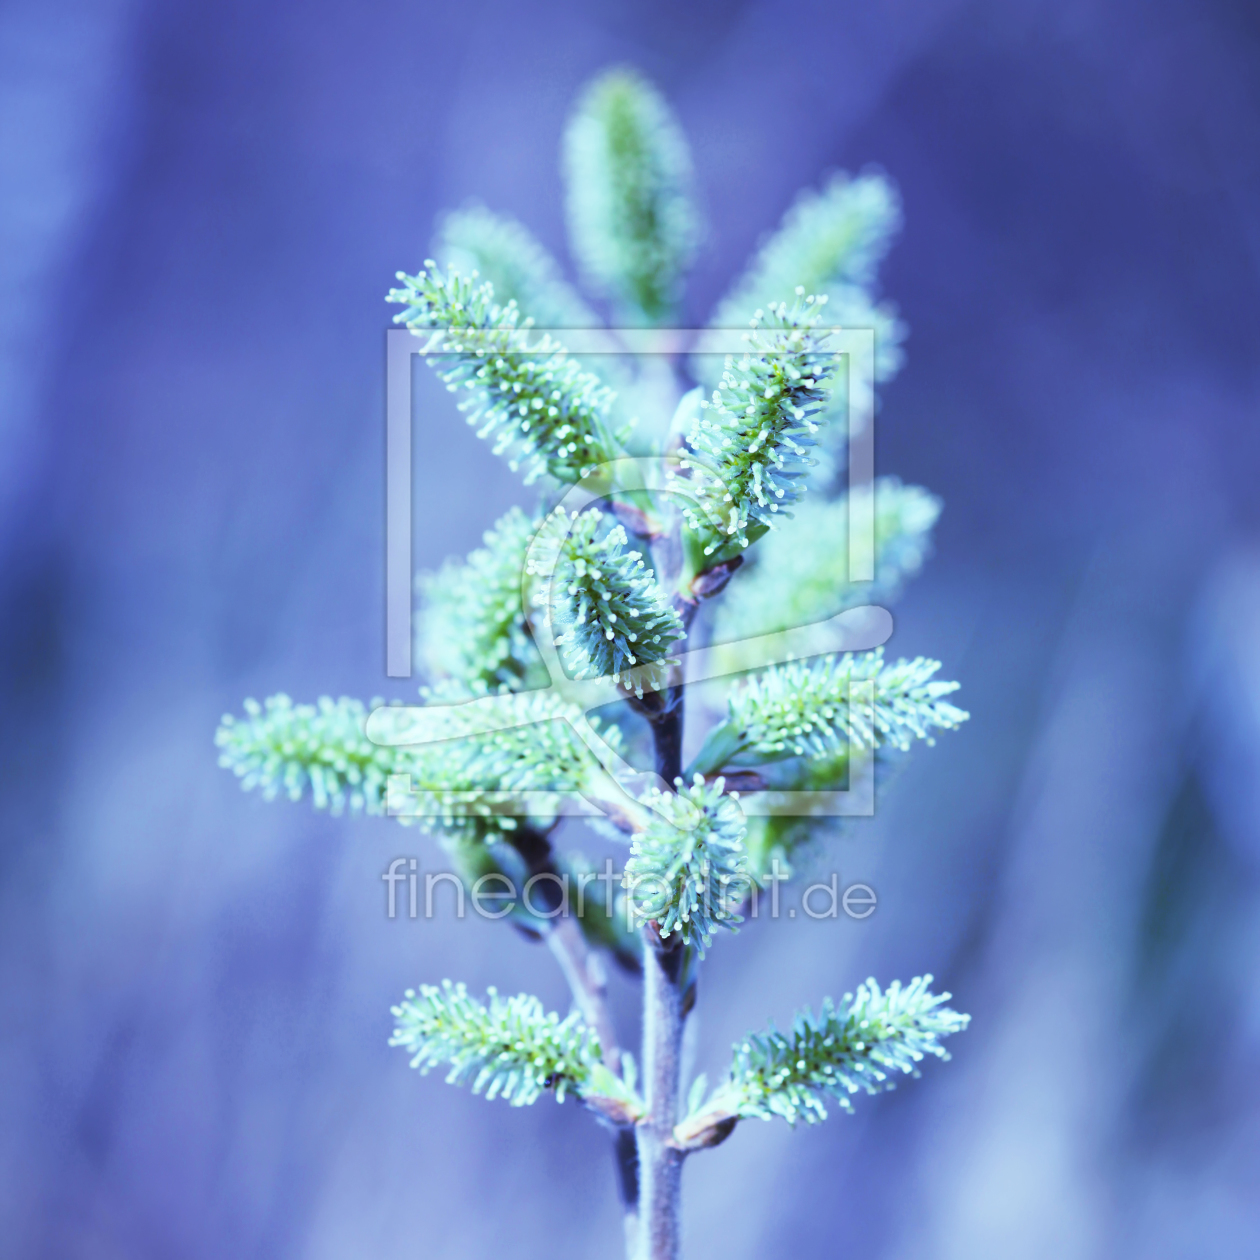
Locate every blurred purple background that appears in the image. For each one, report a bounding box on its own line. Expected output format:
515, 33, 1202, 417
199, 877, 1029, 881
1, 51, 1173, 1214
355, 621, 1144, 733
3, 0, 1260, 1256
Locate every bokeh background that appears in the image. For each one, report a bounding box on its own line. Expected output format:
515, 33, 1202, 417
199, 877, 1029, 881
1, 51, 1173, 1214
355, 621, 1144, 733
4, 0, 1260, 1256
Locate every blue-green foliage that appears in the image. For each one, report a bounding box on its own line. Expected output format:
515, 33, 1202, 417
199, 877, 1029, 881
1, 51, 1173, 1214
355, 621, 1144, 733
704, 170, 905, 386
715, 172, 901, 311
563, 66, 701, 325
431, 205, 639, 428
724, 976, 968, 1124
530, 506, 684, 695
390, 981, 601, 1105
714, 646, 964, 883
417, 505, 544, 696
678, 294, 837, 565
216, 695, 397, 814
217, 691, 624, 845
696, 171, 905, 493
435, 204, 601, 330
711, 477, 940, 650
388, 263, 619, 483
724, 648, 969, 763
218, 68, 972, 1180
623, 775, 749, 952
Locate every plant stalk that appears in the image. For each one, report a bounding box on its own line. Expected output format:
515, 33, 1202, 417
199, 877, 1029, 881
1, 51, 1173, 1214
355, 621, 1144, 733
636, 693, 689, 1259
635, 479, 705, 1258
637, 925, 686, 1260
650, 684, 685, 785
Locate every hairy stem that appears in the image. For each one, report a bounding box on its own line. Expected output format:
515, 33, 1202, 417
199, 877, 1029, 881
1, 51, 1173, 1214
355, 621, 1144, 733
637, 683, 690, 1259
637, 925, 686, 1260
635, 478, 700, 1258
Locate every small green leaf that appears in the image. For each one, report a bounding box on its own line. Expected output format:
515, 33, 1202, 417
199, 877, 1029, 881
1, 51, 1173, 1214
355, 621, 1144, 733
563, 67, 701, 325
624, 775, 750, 952
391, 981, 603, 1107
725, 648, 968, 763
724, 976, 969, 1125
387, 262, 620, 484
676, 293, 837, 569
435, 204, 601, 330
529, 506, 684, 697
